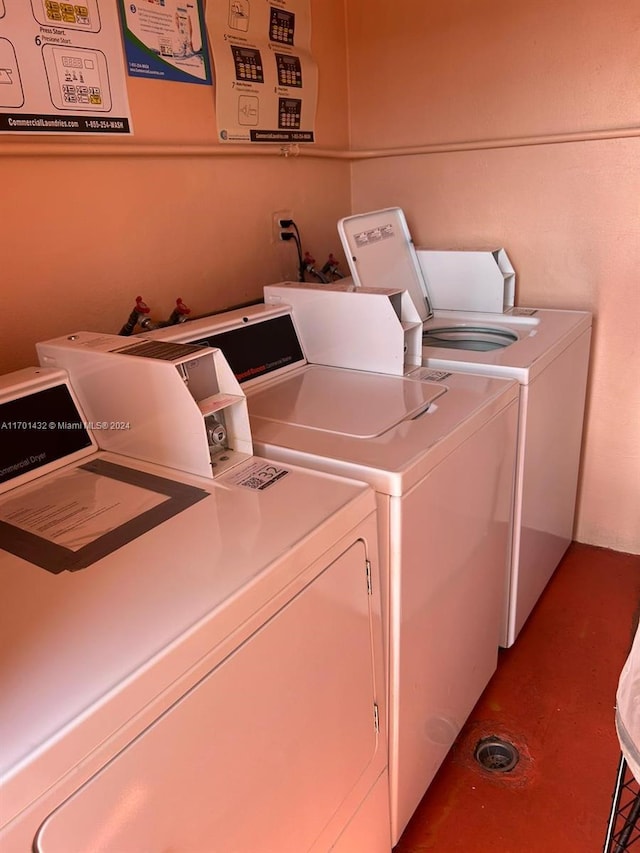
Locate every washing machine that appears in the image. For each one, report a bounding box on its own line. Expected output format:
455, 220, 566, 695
0, 364, 390, 853
338, 208, 592, 648
143, 304, 519, 843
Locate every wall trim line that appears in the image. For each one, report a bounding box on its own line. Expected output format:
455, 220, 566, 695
1, 125, 638, 159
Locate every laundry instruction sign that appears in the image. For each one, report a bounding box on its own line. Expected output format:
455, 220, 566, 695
0, 0, 132, 134
206, 0, 317, 143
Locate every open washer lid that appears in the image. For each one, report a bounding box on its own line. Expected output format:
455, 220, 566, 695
337, 207, 434, 322
249, 365, 446, 438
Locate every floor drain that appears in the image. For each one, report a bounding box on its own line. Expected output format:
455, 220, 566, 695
474, 736, 519, 772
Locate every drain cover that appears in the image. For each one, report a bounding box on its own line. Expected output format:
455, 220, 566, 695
474, 737, 519, 772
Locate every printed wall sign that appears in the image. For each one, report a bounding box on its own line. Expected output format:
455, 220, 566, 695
0, 1, 132, 134
119, 0, 212, 85
206, 0, 317, 143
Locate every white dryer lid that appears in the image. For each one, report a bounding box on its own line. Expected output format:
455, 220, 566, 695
249, 365, 446, 438
337, 207, 433, 321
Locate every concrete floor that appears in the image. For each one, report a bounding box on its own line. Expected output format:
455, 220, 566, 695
394, 543, 640, 853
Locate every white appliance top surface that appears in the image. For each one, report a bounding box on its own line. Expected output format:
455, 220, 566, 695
0, 450, 373, 818
249, 365, 446, 437
422, 307, 592, 380
248, 367, 518, 495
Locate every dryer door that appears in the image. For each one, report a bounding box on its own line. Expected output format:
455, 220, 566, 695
35, 538, 383, 853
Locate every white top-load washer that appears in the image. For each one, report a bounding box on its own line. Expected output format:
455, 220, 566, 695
144, 304, 519, 843
338, 208, 592, 648
0, 362, 389, 853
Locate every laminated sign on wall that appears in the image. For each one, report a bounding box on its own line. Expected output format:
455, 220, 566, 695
119, 0, 212, 85
206, 0, 317, 143
0, 1, 132, 135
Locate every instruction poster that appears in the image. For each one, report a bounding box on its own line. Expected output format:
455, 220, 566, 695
206, 0, 317, 144
0, 1, 132, 134
119, 0, 212, 85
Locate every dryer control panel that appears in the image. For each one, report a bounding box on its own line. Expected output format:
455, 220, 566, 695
0, 368, 97, 495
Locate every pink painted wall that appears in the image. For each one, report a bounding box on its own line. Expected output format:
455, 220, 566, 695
345, 0, 639, 553
0, 0, 351, 373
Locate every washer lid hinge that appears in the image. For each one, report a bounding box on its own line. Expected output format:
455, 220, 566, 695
365, 559, 372, 595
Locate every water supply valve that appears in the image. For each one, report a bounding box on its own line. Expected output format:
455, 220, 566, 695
167, 298, 191, 325
119, 296, 153, 336
303, 252, 329, 284
321, 253, 344, 280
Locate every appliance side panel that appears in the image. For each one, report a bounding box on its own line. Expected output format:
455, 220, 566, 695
511, 329, 591, 642
390, 400, 517, 842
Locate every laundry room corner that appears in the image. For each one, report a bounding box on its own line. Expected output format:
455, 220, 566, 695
344, 0, 640, 555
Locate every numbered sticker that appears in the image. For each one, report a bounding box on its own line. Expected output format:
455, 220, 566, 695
415, 368, 451, 382
222, 459, 289, 491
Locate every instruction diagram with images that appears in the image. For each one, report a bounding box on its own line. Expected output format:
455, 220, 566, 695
0, 1, 132, 134
206, 0, 317, 143
119, 0, 212, 85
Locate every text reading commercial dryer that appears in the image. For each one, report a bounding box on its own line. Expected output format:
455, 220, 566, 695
0, 363, 389, 853
144, 304, 519, 843
338, 207, 592, 648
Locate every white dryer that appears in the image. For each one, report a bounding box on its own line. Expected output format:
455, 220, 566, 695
0, 366, 389, 853
338, 208, 592, 648
145, 305, 519, 843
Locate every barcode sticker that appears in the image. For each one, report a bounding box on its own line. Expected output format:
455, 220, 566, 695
222, 459, 289, 491
415, 368, 451, 382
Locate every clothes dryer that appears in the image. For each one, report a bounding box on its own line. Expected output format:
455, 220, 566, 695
145, 305, 519, 843
0, 366, 389, 853
338, 208, 592, 648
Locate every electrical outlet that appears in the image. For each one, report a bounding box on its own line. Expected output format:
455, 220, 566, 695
272, 209, 293, 244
